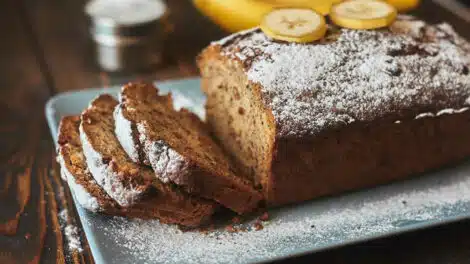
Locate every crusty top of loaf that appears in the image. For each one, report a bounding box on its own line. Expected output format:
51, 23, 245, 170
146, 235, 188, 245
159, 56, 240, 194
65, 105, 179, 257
204, 15, 470, 138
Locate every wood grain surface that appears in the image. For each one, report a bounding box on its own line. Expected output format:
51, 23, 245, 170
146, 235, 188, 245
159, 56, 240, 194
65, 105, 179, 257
0, 0, 469, 263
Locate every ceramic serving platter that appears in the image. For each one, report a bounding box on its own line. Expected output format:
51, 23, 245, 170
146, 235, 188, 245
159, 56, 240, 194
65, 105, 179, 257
46, 78, 470, 264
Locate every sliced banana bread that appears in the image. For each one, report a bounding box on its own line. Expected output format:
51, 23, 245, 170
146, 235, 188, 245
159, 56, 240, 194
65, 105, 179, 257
115, 83, 263, 214
58, 115, 120, 213
78, 95, 217, 226
80, 94, 149, 206
59, 114, 216, 226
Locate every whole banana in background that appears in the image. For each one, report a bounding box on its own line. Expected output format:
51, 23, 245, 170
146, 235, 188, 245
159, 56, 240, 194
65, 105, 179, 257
192, 0, 420, 32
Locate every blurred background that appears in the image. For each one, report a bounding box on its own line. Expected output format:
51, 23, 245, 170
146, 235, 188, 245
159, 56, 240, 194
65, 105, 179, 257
2, 0, 469, 90
0, 0, 470, 263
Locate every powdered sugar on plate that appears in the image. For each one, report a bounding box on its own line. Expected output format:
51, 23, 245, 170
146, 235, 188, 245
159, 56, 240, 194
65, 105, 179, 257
171, 90, 205, 118
95, 161, 470, 264
58, 209, 84, 253
64, 225, 83, 252
215, 16, 470, 137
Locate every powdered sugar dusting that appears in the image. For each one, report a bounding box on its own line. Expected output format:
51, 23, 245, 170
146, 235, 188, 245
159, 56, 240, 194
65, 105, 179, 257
436, 107, 469, 116
98, 162, 470, 263
171, 90, 205, 118
80, 123, 143, 207
114, 105, 140, 163
57, 151, 102, 212
64, 225, 83, 252
58, 209, 83, 253
63, 167, 101, 212
414, 107, 469, 119
59, 209, 68, 222
216, 16, 470, 137
415, 112, 434, 119
137, 123, 190, 185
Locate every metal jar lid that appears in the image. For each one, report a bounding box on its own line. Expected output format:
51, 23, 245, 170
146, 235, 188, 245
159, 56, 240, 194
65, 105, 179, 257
85, 0, 168, 71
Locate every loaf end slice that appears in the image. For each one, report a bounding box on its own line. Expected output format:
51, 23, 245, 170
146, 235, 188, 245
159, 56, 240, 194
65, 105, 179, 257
58, 115, 216, 227
117, 83, 263, 214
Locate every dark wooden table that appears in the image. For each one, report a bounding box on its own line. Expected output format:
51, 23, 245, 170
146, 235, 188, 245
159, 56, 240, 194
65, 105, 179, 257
0, 0, 470, 263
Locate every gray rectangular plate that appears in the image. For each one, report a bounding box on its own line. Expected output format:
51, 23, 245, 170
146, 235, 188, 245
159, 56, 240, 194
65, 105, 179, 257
46, 78, 470, 264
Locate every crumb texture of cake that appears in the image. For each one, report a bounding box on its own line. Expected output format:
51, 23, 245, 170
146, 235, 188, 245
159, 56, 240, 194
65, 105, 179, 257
198, 15, 470, 205
116, 83, 263, 214
57, 115, 119, 213
58, 114, 216, 227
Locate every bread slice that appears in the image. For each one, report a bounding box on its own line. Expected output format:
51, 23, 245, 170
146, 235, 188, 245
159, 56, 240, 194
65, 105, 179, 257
115, 83, 263, 214
78, 95, 217, 226
58, 115, 120, 213
80, 94, 149, 206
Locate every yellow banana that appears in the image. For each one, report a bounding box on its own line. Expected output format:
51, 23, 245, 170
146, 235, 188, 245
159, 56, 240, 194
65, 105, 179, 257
386, 0, 420, 12
192, 0, 336, 32
192, 0, 272, 32
193, 0, 420, 33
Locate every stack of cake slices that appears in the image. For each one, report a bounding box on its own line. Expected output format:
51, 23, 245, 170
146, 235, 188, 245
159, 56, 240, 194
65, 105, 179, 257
57, 83, 263, 228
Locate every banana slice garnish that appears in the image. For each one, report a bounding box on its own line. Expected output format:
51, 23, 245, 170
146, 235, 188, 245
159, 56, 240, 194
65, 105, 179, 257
260, 8, 327, 43
330, 0, 397, 30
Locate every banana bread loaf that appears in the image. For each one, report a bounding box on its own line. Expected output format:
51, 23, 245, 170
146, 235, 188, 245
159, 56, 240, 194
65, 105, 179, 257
78, 95, 216, 226
115, 83, 263, 214
198, 15, 470, 206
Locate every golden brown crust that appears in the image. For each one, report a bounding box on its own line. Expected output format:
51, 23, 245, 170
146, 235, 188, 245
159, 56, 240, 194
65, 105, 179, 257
267, 111, 470, 205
